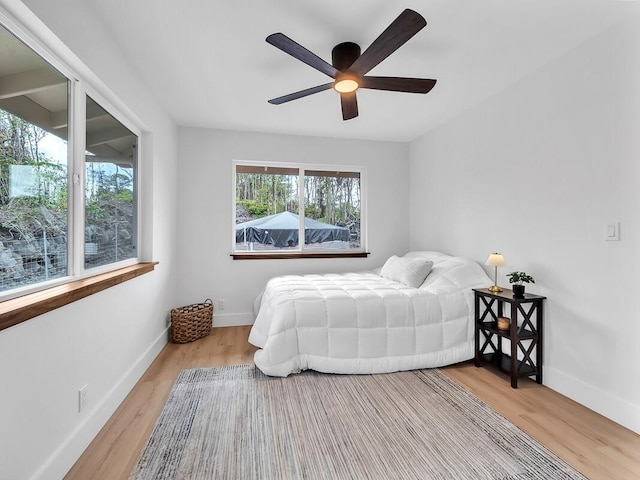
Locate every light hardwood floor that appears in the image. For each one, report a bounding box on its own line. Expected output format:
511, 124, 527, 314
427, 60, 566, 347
64, 326, 640, 480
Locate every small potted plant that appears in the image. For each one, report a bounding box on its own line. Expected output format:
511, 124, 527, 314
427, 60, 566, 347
506, 271, 535, 298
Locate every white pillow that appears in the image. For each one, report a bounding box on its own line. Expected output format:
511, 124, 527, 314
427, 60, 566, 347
380, 255, 433, 288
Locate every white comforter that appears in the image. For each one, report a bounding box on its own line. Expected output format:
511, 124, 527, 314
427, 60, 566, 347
249, 252, 492, 377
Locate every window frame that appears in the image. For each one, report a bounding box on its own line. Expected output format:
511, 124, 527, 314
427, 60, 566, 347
0, 7, 151, 316
79, 88, 141, 274
232, 160, 368, 259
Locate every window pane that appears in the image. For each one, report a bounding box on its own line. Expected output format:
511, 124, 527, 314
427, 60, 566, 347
304, 170, 361, 251
235, 166, 299, 251
85, 96, 137, 268
0, 25, 69, 294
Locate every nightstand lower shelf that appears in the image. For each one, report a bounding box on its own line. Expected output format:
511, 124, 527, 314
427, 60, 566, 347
475, 352, 537, 378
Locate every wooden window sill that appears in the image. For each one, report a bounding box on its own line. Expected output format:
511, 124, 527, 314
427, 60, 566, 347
232, 252, 370, 260
0, 262, 158, 332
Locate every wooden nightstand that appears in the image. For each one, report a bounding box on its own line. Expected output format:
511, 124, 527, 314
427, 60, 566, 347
473, 287, 546, 388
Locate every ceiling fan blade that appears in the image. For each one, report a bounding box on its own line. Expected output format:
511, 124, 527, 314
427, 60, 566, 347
266, 33, 338, 79
268, 83, 334, 105
340, 92, 358, 120
350, 9, 426, 76
360, 76, 437, 93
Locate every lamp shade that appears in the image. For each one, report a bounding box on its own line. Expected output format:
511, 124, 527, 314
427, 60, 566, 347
485, 253, 506, 267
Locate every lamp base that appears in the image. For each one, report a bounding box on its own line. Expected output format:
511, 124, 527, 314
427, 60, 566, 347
488, 285, 503, 293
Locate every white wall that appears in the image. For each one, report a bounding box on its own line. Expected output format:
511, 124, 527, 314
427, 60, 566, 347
177, 128, 409, 324
0, 2, 178, 479
409, 14, 640, 433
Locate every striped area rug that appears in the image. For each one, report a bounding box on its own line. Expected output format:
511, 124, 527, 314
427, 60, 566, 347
130, 365, 586, 480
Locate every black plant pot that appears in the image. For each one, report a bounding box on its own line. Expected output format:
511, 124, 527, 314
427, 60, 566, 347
512, 284, 525, 298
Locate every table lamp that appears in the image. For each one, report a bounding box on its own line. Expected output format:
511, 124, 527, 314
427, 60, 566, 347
485, 253, 505, 292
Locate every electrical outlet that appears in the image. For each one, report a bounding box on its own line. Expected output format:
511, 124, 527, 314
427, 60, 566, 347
78, 384, 88, 413
217, 299, 225, 311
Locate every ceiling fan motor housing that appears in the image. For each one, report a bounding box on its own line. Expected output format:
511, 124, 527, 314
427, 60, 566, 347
332, 42, 361, 71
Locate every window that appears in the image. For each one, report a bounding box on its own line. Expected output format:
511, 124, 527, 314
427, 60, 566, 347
0, 24, 69, 295
233, 161, 365, 257
0, 20, 140, 300
84, 96, 137, 269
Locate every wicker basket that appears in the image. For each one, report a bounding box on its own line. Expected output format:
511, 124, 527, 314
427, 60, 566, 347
170, 299, 213, 343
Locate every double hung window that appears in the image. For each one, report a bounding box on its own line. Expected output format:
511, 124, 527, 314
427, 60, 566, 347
233, 161, 365, 257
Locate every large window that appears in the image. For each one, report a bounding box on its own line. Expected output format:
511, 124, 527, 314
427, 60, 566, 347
0, 21, 139, 299
234, 162, 365, 256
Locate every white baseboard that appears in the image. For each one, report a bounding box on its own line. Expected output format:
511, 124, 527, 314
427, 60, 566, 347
213, 312, 254, 327
545, 366, 640, 434
33, 327, 169, 480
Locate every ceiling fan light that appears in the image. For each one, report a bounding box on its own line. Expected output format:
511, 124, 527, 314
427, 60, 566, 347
334, 78, 359, 93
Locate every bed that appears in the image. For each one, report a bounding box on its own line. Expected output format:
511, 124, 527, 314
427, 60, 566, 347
248, 251, 493, 377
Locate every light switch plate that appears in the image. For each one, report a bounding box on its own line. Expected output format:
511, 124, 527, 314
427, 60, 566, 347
605, 222, 620, 241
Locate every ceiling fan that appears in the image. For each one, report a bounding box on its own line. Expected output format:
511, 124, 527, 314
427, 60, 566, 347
266, 8, 437, 121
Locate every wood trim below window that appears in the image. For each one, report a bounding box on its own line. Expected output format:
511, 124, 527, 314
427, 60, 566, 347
232, 252, 369, 260
0, 262, 158, 332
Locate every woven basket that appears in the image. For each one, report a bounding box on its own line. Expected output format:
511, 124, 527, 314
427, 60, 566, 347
170, 299, 213, 343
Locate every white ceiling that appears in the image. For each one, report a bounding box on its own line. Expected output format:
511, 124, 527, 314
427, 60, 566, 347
81, 0, 639, 142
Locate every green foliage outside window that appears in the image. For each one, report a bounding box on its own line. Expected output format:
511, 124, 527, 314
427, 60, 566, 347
0, 109, 135, 292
